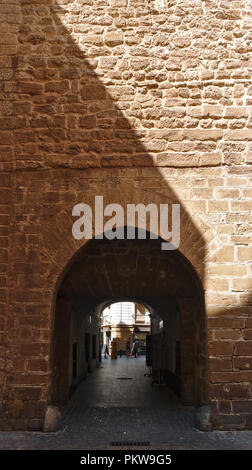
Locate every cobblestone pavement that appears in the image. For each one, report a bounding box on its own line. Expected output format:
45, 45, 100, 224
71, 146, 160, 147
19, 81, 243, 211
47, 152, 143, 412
0, 356, 252, 450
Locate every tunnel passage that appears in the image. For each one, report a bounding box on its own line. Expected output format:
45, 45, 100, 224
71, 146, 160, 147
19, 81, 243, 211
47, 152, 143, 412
50, 233, 209, 411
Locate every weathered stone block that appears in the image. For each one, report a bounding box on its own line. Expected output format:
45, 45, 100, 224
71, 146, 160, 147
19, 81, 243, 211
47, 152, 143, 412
194, 406, 212, 431
110, 0, 128, 6
18, 82, 43, 95
43, 406, 61, 432
234, 341, 252, 355
104, 32, 124, 47
209, 341, 233, 356
81, 85, 107, 100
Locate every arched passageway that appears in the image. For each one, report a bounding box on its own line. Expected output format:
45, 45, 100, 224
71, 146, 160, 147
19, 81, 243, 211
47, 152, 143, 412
49, 232, 209, 431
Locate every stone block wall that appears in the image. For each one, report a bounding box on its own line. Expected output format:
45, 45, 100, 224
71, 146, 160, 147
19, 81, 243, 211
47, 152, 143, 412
0, 0, 251, 430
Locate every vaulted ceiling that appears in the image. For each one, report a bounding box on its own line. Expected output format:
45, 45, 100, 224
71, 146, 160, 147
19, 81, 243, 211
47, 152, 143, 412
59, 237, 200, 306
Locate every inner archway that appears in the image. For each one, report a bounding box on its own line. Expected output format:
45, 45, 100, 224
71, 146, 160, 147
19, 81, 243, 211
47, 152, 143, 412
100, 301, 151, 358
49, 233, 209, 433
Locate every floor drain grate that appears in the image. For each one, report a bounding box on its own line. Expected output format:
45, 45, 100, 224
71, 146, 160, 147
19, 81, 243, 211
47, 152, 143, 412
116, 377, 133, 380
111, 441, 150, 447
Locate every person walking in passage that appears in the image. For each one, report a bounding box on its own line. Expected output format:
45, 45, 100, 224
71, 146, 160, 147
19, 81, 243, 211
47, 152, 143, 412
134, 339, 140, 357
131, 339, 139, 358
131, 341, 136, 358
126, 337, 131, 357
104, 343, 109, 359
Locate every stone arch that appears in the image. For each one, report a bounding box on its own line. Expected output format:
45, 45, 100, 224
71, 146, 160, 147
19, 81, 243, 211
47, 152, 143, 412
49, 231, 209, 412
42, 189, 215, 291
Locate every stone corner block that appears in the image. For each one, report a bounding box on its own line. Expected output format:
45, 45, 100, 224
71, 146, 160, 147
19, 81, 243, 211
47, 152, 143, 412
43, 405, 62, 433
194, 405, 213, 432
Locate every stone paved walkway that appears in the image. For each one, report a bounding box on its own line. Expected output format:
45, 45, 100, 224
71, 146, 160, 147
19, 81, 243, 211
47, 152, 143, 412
0, 356, 252, 450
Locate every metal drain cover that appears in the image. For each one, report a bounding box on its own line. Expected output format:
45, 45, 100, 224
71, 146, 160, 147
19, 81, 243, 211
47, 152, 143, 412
111, 441, 150, 447
116, 377, 133, 380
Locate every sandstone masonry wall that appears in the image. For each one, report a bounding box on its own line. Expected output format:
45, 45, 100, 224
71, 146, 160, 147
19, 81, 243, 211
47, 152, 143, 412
0, 0, 251, 430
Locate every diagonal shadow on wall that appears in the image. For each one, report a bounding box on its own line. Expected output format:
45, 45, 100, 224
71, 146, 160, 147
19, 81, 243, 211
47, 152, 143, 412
3, 0, 251, 431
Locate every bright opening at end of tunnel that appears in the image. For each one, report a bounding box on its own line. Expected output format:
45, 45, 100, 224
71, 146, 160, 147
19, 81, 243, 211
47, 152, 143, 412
101, 301, 151, 358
